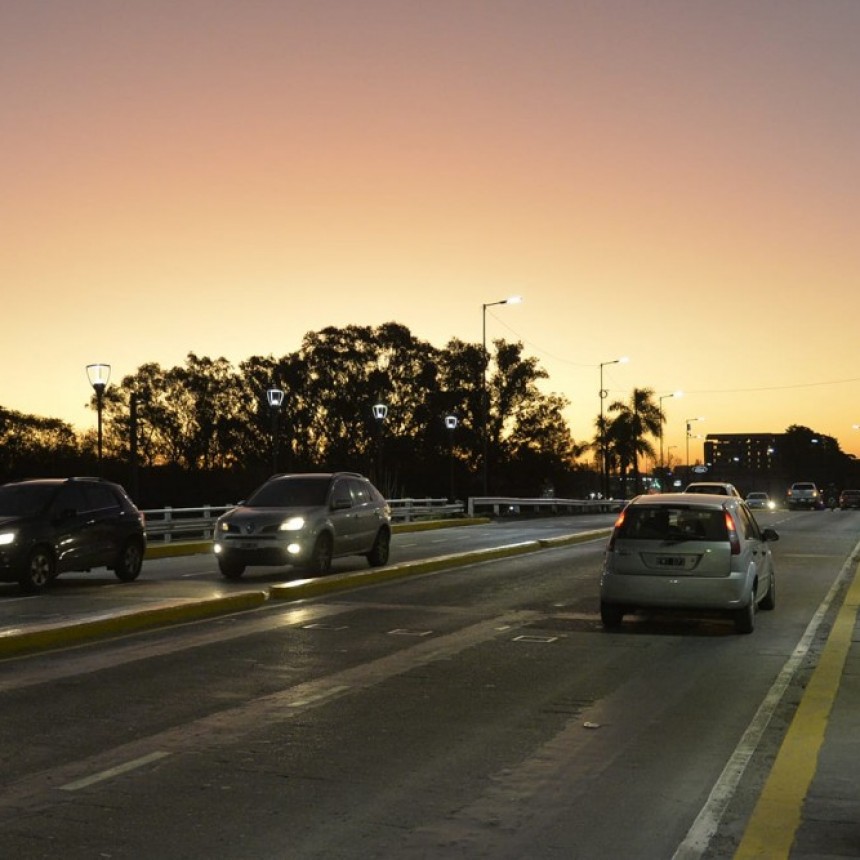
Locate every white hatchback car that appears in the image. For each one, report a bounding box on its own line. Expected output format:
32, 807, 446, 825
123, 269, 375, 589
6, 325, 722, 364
600, 493, 779, 634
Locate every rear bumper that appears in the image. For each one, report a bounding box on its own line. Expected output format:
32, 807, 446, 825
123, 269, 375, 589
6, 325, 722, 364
600, 569, 751, 610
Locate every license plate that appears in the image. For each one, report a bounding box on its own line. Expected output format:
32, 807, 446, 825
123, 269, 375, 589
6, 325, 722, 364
656, 556, 685, 567
239, 541, 258, 550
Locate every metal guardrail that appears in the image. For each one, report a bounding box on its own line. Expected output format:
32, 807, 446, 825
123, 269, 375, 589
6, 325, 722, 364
142, 498, 466, 543
466, 496, 625, 517
142, 496, 623, 543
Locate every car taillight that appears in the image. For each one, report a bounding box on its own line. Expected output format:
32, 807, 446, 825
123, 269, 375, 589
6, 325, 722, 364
724, 510, 740, 555
606, 508, 626, 551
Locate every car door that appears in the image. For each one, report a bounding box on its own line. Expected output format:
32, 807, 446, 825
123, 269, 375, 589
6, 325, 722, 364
739, 503, 770, 600
80, 483, 124, 566
49, 484, 99, 572
347, 478, 379, 552
328, 478, 360, 555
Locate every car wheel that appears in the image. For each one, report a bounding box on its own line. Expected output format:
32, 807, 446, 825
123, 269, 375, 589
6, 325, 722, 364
734, 598, 755, 634
600, 601, 625, 629
114, 540, 144, 582
308, 534, 333, 575
19, 546, 54, 593
366, 528, 391, 568
760, 570, 776, 611
218, 558, 246, 580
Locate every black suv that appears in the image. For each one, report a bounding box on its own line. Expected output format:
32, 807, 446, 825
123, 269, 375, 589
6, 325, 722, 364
214, 472, 391, 578
0, 477, 147, 592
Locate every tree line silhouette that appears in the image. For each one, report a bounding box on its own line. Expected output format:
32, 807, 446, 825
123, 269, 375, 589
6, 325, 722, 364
2, 322, 854, 507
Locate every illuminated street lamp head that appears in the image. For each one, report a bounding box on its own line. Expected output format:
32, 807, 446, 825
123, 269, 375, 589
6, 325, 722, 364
266, 388, 285, 409
372, 403, 388, 421
86, 363, 111, 393
483, 294, 523, 311
444, 414, 458, 430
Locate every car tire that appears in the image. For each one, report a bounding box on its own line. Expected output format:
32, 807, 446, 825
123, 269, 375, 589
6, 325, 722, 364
760, 571, 776, 611
218, 558, 246, 580
734, 598, 755, 634
114, 540, 144, 582
308, 534, 333, 575
19, 546, 54, 593
366, 528, 391, 568
600, 601, 625, 629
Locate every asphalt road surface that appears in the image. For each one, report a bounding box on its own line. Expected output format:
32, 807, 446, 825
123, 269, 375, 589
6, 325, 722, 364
0, 509, 857, 859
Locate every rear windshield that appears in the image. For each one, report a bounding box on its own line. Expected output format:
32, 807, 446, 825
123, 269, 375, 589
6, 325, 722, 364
616, 506, 728, 542
685, 484, 727, 495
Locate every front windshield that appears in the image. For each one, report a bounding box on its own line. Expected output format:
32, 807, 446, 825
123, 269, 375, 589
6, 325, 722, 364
246, 477, 330, 508
0, 483, 57, 517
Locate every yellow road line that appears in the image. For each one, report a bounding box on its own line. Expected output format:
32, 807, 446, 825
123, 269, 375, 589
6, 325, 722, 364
734, 563, 860, 858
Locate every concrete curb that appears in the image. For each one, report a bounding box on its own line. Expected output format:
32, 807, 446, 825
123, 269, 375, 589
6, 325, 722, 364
269, 528, 610, 602
4, 525, 609, 659
143, 517, 494, 561
0, 591, 269, 659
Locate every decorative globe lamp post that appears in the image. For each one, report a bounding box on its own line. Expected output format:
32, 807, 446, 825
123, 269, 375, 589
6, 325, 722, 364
86, 363, 111, 476
267, 387, 285, 474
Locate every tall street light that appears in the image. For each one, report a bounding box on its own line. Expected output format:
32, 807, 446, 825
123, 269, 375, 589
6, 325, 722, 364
599, 356, 629, 498
481, 294, 522, 495
686, 416, 704, 471
86, 363, 111, 476
266, 387, 285, 474
658, 391, 683, 471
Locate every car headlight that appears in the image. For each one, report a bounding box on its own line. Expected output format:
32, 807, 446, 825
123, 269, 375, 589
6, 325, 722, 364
280, 516, 306, 531
0, 531, 16, 546
217, 521, 229, 532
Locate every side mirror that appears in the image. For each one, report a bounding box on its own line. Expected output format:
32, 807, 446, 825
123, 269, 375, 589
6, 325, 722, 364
331, 496, 352, 511
762, 527, 779, 542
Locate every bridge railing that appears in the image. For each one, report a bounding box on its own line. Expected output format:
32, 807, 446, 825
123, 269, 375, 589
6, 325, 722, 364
142, 498, 466, 543
142, 496, 623, 543
466, 496, 624, 517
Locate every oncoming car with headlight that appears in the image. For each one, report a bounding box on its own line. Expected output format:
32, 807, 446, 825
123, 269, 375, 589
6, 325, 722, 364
213, 472, 391, 579
600, 493, 779, 634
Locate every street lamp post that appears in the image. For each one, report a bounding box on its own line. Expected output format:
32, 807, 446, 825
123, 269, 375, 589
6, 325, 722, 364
444, 414, 458, 501
266, 388, 284, 474
481, 295, 522, 495
658, 391, 683, 471
372, 402, 388, 488
599, 356, 628, 498
686, 416, 704, 471
86, 363, 111, 476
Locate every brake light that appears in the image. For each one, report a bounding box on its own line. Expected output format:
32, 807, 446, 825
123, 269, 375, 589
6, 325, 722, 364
607, 508, 626, 551
724, 510, 740, 555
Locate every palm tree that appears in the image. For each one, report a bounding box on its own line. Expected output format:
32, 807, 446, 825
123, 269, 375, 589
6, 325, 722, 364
607, 388, 663, 495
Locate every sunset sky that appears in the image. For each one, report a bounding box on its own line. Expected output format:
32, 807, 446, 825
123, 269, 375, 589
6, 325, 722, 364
3, 0, 859, 464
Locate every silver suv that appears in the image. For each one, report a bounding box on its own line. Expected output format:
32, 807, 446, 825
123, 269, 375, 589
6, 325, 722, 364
600, 493, 779, 634
213, 472, 391, 579
786, 482, 820, 510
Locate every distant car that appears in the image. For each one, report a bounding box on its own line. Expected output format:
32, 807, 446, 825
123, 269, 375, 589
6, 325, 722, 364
838, 489, 860, 510
746, 492, 776, 511
213, 472, 392, 579
683, 482, 742, 498
600, 493, 779, 634
0, 477, 146, 592
786, 482, 820, 510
